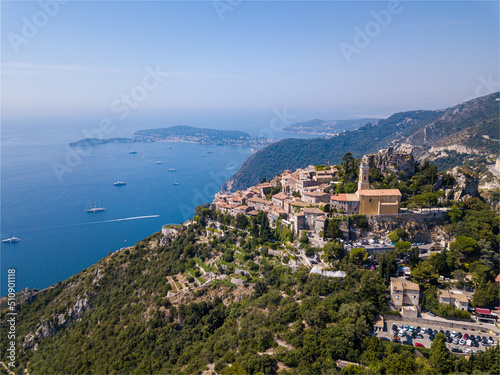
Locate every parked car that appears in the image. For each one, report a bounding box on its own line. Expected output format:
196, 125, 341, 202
421, 327, 427, 333
402, 341, 413, 346
409, 326, 414, 332
451, 331, 457, 338
445, 330, 450, 337
392, 338, 401, 343
415, 343, 425, 348
459, 339, 466, 346
452, 347, 463, 353
429, 335, 435, 341
415, 326, 421, 333
453, 338, 459, 345
426, 329, 433, 335
465, 348, 472, 354
392, 324, 398, 331
428, 311, 436, 317
466, 339, 472, 347
488, 337, 494, 345
380, 337, 390, 342
457, 332, 463, 339
463, 333, 469, 340
439, 329, 444, 334
447, 337, 453, 343
433, 330, 438, 336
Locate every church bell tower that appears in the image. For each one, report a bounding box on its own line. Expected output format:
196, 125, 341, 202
358, 164, 370, 191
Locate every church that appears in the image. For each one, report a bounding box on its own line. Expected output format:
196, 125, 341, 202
331, 163, 402, 216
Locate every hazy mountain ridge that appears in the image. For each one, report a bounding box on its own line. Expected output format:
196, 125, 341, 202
283, 118, 379, 135
223, 93, 499, 192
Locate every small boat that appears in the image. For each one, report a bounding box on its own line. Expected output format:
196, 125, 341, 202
207, 151, 213, 154
155, 161, 162, 164
168, 146, 172, 149
201, 155, 206, 157
167, 168, 178, 172
113, 181, 126, 186
173, 178, 180, 185
129, 151, 137, 154
2, 237, 20, 243
87, 201, 106, 213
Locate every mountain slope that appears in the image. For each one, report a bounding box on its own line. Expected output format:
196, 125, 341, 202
223, 92, 499, 192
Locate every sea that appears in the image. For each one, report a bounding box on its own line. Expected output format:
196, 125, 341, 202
1, 112, 317, 296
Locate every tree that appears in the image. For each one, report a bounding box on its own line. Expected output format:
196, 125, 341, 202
388, 228, 408, 243
300, 231, 309, 246
350, 247, 368, 265
430, 332, 452, 373
235, 213, 249, 229
447, 204, 462, 223
411, 261, 439, 288
324, 219, 341, 239
450, 236, 478, 259
394, 241, 412, 256
323, 241, 345, 262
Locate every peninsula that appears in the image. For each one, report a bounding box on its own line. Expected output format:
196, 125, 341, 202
69, 125, 274, 148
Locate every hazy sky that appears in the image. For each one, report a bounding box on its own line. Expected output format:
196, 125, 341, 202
2, 0, 499, 121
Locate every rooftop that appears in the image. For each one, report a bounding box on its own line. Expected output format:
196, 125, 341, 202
391, 279, 420, 291
357, 189, 402, 197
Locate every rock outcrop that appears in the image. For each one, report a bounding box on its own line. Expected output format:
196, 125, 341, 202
362, 147, 415, 177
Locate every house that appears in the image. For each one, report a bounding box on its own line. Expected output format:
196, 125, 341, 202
272, 192, 289, 208
439, 289, 469, 311
302, 191, 331, 204
390, 279, 420, 310
331, 193, 359, 215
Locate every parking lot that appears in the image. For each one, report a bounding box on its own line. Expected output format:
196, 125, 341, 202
376, 320, 498, 354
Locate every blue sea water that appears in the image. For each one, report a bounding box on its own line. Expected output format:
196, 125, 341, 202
1, 115, 316, 295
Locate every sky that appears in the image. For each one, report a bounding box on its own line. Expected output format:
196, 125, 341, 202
1, 0, 499, 123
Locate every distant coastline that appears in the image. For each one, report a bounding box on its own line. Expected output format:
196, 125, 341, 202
69, 125, 274, 148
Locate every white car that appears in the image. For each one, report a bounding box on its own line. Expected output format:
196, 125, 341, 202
459, 339, 466, 346
466, 339, 472, 347
451, 331, 457, 338
465, 348, 472, 354
422, 327, 427, 334
488, 337, 494, 345
453, 338, 459, 345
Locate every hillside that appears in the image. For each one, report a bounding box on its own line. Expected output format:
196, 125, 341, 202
223, 93, 499, 192
1, 201, 499, 375
70, 125, 273, 148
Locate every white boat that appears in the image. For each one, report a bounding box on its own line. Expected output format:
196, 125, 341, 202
87, 201, 106, 213
2, 237, 20, 243
167, 168, 178, 172
155, 161, 162, 164
113, 181, 126, 186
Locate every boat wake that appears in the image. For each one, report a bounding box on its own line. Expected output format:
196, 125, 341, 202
85, 215, 160, 225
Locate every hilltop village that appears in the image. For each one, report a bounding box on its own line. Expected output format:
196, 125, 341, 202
213, 148, 415, 244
